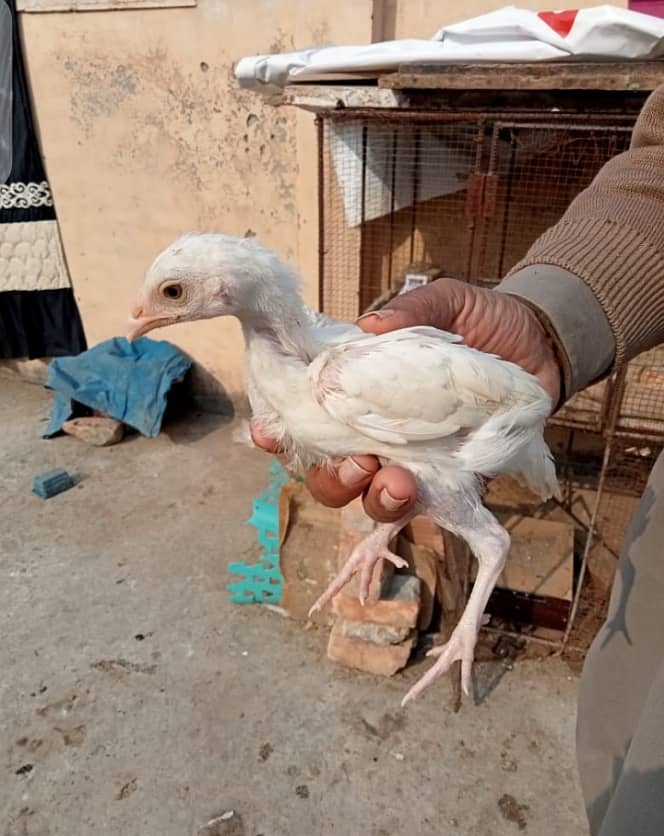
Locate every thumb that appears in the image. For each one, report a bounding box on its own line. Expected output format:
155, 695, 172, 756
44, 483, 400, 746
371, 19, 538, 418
355, 278, 461, 335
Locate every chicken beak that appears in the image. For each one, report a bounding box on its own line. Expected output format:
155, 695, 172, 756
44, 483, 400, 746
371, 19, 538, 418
126, 313, 178, 342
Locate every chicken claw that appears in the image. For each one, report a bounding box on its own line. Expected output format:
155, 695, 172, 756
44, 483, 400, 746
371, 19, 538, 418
401, 620, 478, 706
308, 518, 412, 616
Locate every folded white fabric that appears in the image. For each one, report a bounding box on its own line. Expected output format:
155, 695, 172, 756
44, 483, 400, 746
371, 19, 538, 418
234, 5, 664, 91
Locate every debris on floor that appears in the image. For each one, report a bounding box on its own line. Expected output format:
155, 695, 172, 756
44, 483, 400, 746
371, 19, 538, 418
44, 336, 191, 439
62, 415, 125, 447
32, 467, 74, 499
198, 810, 244, 836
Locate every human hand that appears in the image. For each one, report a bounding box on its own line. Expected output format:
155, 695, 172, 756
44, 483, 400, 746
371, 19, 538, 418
251, 278, 562, 522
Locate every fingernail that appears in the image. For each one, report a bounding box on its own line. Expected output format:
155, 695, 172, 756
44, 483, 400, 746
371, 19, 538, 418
356, 309, 397, 323
338, 457, 373, 487
379, 487, 409, 513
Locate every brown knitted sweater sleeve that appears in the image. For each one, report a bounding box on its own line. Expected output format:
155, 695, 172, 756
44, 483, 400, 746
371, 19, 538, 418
502, 84, 664, 370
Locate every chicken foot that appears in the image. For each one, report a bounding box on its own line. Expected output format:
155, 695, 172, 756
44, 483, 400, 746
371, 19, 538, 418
308, 513, 415, 616
401, 508, 510, 706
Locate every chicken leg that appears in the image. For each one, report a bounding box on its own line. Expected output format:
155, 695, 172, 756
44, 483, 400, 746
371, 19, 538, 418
309, 513, 415, 615
401, 503, 510, 705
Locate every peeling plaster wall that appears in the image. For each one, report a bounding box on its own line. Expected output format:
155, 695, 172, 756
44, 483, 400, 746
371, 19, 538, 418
19, 1, 371, 403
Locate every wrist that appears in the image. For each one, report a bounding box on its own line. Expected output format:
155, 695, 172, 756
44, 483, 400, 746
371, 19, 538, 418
497, 266, 615, 403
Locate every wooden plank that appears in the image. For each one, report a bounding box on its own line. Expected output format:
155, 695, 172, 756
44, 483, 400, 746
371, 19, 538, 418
282, 85, 403, 112
472, 516, 574, 601
282, 84, 649, 116
380, 61, 664, 92
441, 529, 470, 713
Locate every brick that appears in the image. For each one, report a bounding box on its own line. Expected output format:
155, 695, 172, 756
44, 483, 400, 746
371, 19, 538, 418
334, 617, 412, 646
404, 514, 445, 557
327, 626, 416, 676
278, 481, 340, 628
396, 536, 438, 631
63, 416, 124, 447
333, 574, 420, 629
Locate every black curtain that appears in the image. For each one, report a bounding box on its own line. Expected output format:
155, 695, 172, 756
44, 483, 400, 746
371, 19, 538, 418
0, 0, 86, 358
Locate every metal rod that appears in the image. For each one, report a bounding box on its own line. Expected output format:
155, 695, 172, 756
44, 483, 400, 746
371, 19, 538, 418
474, 123, 497, 279
387, 128, 398, 290
408, 126, 421, 264
464, 119, 486, 281
325, 110, 636, 127
482, 624, 586, 656
497, 131, 517, 277
562, 436, 615, 649
358, 124, 368, 318
481, 624, 566, 650
316, 115, 326, 313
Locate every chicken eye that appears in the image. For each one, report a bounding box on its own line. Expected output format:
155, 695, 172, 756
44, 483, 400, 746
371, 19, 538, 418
162, 283, 183, 300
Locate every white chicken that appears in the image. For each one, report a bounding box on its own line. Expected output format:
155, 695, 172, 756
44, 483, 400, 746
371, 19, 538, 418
128, 233, 557, 705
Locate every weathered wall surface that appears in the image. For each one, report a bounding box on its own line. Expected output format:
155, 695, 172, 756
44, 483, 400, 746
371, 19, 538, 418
20, 1, 371, 402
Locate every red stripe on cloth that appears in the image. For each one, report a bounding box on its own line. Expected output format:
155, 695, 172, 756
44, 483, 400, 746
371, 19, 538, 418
538, 9, 579, 37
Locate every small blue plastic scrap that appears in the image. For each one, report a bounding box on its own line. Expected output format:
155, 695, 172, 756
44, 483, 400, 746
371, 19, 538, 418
33, 468, 74, 499
227, 460, 291, 605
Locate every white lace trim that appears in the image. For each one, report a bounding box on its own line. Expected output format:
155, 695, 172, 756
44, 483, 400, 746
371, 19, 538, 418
0, 181, 54, 210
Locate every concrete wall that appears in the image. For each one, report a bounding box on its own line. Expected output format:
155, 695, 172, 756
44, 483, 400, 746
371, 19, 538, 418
20, 1, 372, 403
19, 0, 626, 404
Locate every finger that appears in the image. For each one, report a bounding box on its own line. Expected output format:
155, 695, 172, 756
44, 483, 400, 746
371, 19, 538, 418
362, 465, 417, 523
306, 456, 380, 508
249, 421, 282, 454
356, 278, 466, 335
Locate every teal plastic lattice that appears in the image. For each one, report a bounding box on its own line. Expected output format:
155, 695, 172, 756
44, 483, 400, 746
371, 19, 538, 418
227, 460, 290, 604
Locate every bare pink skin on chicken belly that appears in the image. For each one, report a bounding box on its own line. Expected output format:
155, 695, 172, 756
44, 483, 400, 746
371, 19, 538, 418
128, 232, 557, 705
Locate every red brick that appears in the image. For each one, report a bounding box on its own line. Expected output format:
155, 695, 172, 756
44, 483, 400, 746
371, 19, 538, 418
278, 482, 340, 627
333, 574, 420, 629
334, 617, 412, 645
404, 514, 445, 557
327, 626, 416, 676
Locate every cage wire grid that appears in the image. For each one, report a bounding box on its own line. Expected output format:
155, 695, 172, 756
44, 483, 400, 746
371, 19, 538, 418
317, 108, 662, 657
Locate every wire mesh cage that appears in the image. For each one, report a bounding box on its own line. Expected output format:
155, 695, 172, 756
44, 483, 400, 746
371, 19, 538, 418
317, 107, 660, 656
319, 110, 637, 437
319, 113, 485, 321
471, 121, 633, 281
613, 345, 664, 442
560, 435, 659, 659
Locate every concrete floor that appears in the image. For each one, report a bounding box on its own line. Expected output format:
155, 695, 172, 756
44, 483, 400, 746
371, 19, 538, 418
1, 378, 588, 836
